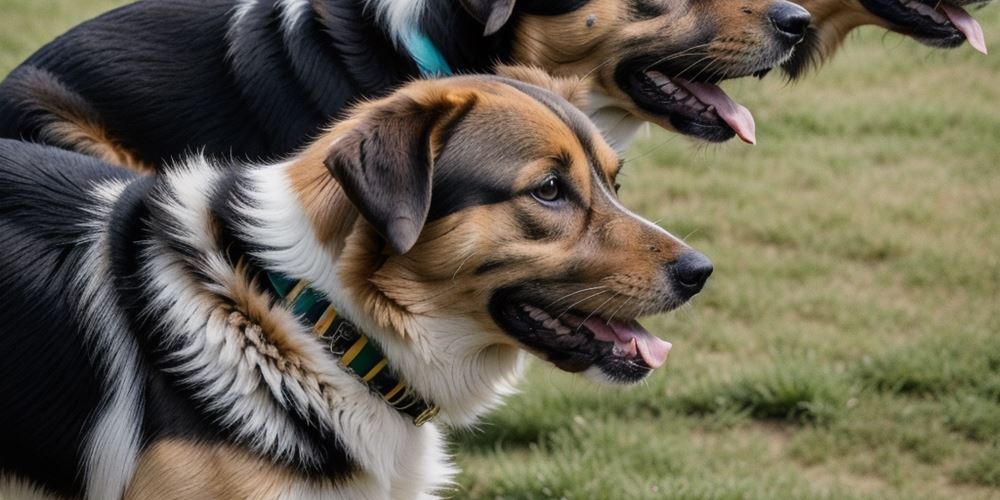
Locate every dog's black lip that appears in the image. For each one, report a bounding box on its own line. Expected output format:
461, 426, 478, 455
860, 0, 967, 45
614, 57, 775, 143
623, 68, 734, 143
487, 290, 653, 381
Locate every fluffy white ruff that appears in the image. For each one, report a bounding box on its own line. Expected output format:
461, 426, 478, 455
143, 160, 476, 498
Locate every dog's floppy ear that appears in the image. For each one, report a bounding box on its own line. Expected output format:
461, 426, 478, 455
493, 65, 591, 110
324, 90, 476, 254
459, 0, 517, 36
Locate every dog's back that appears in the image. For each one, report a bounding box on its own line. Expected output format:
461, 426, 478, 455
0, 0, 412, 170
0, 1, 259, 168
0, 140, 135, 497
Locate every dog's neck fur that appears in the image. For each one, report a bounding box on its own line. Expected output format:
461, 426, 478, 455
116, 148, 530, 490
195, 147, 526, 428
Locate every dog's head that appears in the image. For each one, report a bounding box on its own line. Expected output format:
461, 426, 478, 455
783, 0, 991, 78
308, 72, 711, 384
460, 0, 812, 146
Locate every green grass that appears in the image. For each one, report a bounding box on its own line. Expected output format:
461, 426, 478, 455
2, 2, 998, 498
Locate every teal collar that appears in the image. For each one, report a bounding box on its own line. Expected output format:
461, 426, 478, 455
266, 273, 439, 426
403, 30, 454, 77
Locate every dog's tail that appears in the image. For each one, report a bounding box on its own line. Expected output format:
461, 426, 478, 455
0, 66, 153, 173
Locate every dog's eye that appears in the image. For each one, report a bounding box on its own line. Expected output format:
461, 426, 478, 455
614, 183, 621, 194
532, 177, 563, 203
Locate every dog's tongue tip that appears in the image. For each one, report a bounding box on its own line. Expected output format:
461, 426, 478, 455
678, 80, 757, 145
941, 3, 988, 55
586, 317, 672, 369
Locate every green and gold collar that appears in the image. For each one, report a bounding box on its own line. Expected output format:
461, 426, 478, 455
267, 273, 439, 426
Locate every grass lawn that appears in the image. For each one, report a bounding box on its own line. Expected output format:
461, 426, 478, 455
1, 2, 998, 499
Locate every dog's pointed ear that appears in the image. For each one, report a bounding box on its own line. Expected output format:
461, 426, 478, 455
459, 0, 517, 36
323, 89, 476, 254
493, 65, 591, 110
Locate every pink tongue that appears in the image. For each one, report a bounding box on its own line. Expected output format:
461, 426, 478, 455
940, 3, 988, 55
677, 79, 757, 145
582, 317, 672, 369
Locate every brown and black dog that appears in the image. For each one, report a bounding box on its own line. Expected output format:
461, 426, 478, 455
0, 70, 711, 498
0, 0, 811, 172
784, 0, 991, 77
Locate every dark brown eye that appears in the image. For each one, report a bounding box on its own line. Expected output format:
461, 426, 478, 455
532, 177, 562, 203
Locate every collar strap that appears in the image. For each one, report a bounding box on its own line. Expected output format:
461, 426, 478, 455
403, 30, 454, 77
266, 273, 439, 426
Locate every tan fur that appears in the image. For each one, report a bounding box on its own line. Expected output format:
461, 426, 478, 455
493, 65, 591, 109
40, 119, 153, 174
288, 143, 361, 252
125, 441, 302, 500
6, 67, 153, 174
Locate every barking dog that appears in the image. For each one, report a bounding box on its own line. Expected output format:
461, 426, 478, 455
784, 0, 992, 77
0, 73, 712, 498
0, 0, 809, 172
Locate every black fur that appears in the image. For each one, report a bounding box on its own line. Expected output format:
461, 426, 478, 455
0, 141, 126, 497
781, 26, 822, 80
0, 0, 591, 168
0, 139, 358, 495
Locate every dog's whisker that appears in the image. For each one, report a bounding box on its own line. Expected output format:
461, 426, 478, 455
640, 43, 714, 72
451, 251, 478, 282
605, 295, 635, 326
558, 289, 612, 321
673, 54, 716, 81
585, 291, 621, 325
545, 285, 608, 310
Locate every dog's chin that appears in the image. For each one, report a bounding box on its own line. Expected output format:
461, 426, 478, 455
859, 0, 976, 48
488, 292, 672, 385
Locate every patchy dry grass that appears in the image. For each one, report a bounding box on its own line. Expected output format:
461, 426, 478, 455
1, 2, 998, 499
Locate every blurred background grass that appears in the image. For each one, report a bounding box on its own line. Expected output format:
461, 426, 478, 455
1, 1, 997, 498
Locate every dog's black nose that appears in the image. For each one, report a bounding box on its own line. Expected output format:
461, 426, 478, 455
769, 2, 812, 45
669, 251, 714, 298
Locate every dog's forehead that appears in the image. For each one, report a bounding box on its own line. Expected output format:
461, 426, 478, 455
489, 77, 618, 174
425, 77, 619, 222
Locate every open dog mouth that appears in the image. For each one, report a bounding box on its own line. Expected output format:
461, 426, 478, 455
624, 67, 759, 145
490, 294, 672, 384
861, 0, 988, 53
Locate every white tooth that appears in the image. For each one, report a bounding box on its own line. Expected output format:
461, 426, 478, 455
659, 81, 678, 92
555, 326, 571, 335
543, 318, 561, 330
645, 70, 671, 88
